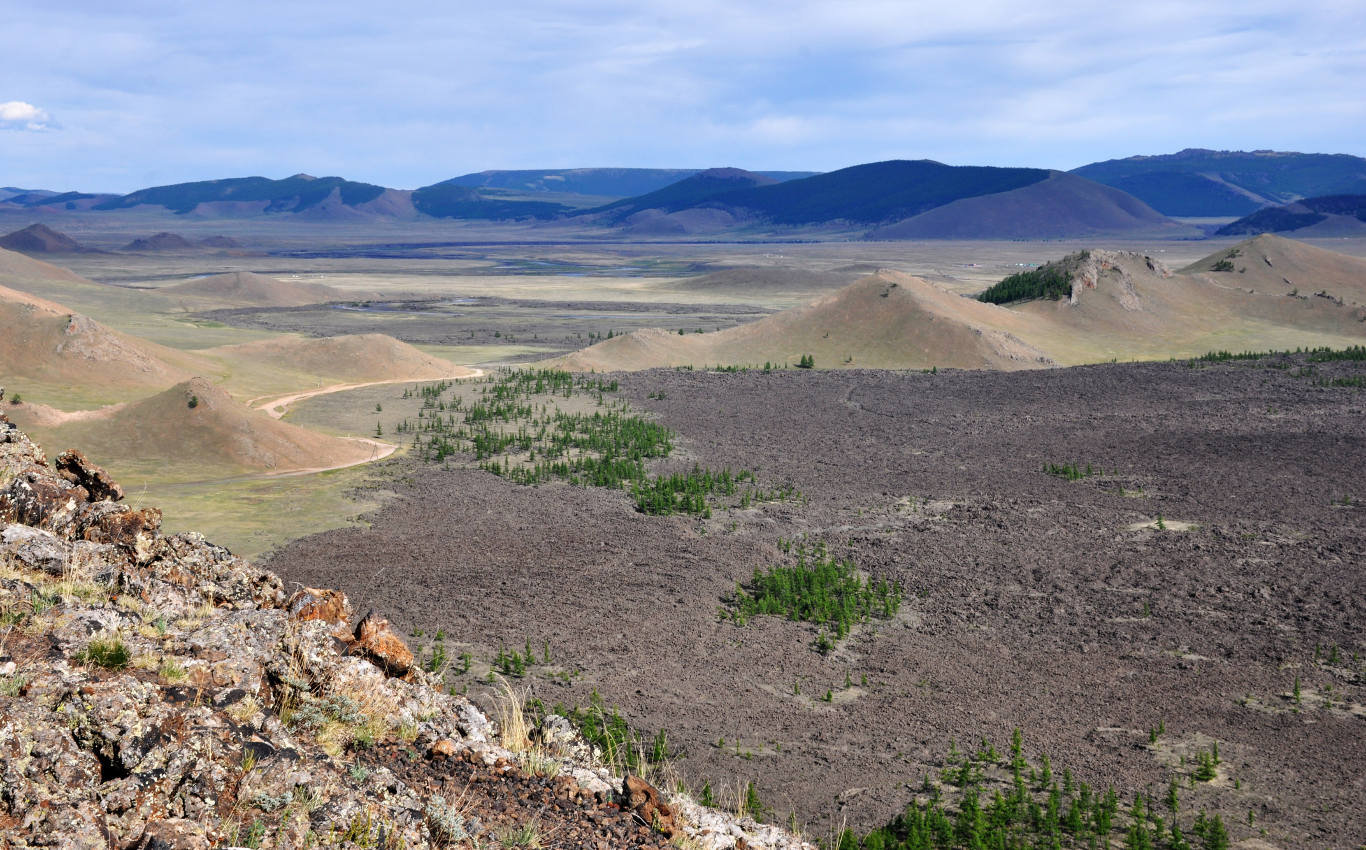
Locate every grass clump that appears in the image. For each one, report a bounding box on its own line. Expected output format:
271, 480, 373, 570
726, 542, 901, 646
77, 634, 131, 670
545, 689, 671, 777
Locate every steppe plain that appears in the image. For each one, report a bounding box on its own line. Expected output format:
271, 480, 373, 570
3, 210, 1365, 847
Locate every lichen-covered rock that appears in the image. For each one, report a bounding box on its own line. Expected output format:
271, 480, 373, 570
352, 610, 414, 677
285, 586, 351, 625
55, 448, 125, 502
79, 504, 162, 564
135, 818, 210, 850
622, 774, 679, 836
0, 420, 815, 850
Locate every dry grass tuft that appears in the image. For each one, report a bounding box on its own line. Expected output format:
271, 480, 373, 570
491, 673, 532, 753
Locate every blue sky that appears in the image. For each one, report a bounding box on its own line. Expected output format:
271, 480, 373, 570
3, 0, 1363, 192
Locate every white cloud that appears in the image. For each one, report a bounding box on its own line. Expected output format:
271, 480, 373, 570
0, 101, 52, 131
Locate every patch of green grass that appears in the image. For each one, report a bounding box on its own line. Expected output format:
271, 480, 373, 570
77, 635, 131, 669
541, 690, 672, 777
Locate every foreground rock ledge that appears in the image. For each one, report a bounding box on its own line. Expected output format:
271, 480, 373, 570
0, 391, 811, 850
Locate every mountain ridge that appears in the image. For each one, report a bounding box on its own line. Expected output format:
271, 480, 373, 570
1072, 148, 1366, 216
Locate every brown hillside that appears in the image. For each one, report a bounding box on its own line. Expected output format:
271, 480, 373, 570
0, 223, 83, 254
1003, 243, 1366, 362
670, 266, 848, 295
1181, 234, 1366, 306
205, 333, 471, 383
868, 172, 1197, 240
163, 271, 352, 308
555, 237, 1366, 373
49, 377, 379, 474
552, 271, 1053, 371
0, 283, 207, 391
0, 246, 92, 284
122, 232, 195, 251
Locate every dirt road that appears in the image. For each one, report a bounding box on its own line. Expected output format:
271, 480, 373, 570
249, 369, 483, 420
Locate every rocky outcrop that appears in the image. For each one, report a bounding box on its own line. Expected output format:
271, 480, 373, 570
0, 392, 813, 849
622, 774, 680, 836
351, 610, 416, 678
55, 448, 125, 502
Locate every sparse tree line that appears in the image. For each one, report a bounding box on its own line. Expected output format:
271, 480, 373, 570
392, 368, 802, 516
838, 729, 1236, 850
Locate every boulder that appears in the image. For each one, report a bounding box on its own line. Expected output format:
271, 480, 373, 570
55, 449, 124, 502
353, 610, 414, 677
285, 586, 351, 625
137, 818, 210, 849
621, 774, 679, 837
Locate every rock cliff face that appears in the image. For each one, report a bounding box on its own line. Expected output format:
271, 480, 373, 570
0, 387, 810, 850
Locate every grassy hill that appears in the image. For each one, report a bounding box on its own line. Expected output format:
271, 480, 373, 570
866, 172, 1186, 239
27, 377, 381, 481
96, 174, 388, 215
552, 237, 1366, 373
410, 182, 573, 220
0, 223, 85, 254
160, 271, 354, 308
1072, 149, 1366, 216
0, 282, 216, 407
551, 271, 1052, 372
587, 168, 778, 222
689, 160, 1052, 225
204, 333, 468, 385
439, 167, 817, 197
1215, 194, 1366, 236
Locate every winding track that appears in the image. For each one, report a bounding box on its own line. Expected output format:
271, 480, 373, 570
245, 368, 485, 475
247, 368, 484, 421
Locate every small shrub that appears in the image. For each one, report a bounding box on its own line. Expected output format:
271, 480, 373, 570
187, 395, 198, 409
78, 635, 131, 669
426, 796, 477, 847
498, 819, 543, 848
158, 657, 187, 682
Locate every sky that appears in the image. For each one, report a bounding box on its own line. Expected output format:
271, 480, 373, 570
3, 0, 1364, 192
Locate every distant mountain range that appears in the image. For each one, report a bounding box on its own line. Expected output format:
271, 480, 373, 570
5, 150, 1365, 238
439, 167, 818, 198
1071, 149, 1366, 217
0, 162, 1193, 239
576, 162, 1187, 239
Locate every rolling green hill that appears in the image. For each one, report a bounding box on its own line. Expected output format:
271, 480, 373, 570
95, 174, 387, 214
409, 183, 573, 220
697, 160, 1052, 225
1072, 149, 1366, 216
440, 167, 816, 197
586, 168, 778, 222
1216, 194, 1366, 236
